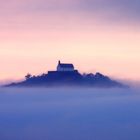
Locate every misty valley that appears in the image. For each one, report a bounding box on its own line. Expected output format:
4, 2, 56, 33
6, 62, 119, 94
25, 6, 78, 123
0, 87, 140, 140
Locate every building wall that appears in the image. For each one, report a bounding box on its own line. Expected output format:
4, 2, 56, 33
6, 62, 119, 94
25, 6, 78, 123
57, 66, 74, 71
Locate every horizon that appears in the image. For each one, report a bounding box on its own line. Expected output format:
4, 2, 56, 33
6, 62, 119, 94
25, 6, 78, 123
0, 0, 140, 84
0, 61, 139, 87
0, 60, 140, 87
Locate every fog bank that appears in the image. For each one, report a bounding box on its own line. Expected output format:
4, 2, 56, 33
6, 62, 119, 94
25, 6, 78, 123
0, 87, 140, 140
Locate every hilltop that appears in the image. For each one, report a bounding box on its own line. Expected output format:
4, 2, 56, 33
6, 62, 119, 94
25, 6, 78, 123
6, 61, 126, 88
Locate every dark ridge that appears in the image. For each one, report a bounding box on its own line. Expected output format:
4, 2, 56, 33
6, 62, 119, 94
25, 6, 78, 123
5, 71, 126, 88
5, 61, 127, 88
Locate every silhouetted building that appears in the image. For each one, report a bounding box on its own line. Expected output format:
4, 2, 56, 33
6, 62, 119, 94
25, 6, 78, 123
5, 60, 126, 88
57, 60, 74, 72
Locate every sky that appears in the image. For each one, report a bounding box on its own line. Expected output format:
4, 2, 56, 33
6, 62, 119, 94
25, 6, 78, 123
0, 0, 140, 83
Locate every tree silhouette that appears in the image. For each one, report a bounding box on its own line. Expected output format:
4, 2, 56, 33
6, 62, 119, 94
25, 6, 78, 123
25, 73, 32, 80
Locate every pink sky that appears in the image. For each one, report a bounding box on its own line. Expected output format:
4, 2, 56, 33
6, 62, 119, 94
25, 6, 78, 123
0, 0, 140, 83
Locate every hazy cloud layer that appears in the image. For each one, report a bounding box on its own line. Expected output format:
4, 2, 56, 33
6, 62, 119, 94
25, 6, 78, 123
0, 87, 140, 140
0, 0, 140, 24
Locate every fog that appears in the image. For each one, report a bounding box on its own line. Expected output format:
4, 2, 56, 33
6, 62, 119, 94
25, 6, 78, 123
0, 87, 140, 140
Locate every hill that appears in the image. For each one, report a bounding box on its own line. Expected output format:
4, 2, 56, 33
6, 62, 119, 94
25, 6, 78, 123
5, 61, 126, 88
6, 71, 125, 88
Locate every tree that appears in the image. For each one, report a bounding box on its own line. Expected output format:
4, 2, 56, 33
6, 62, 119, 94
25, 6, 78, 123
25, 73, 32, 80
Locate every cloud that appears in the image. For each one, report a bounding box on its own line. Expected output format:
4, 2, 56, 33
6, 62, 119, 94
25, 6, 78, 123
0, 87, 140, 140
1, 0, 140, 24
79, 0, 140, 23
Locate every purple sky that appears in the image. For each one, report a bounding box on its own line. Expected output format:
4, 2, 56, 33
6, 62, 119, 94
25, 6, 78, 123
0, 0, 140, 82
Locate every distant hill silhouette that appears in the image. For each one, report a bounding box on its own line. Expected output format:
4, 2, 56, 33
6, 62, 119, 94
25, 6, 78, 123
5, 71, 126, 88
5, 61, 126, 88
6, 61, 125, 87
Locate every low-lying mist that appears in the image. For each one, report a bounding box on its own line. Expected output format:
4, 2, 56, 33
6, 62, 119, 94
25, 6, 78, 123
0, 87, 140, 140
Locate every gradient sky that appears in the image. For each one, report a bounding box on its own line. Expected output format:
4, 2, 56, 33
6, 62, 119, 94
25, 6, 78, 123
0, 0, 140, 83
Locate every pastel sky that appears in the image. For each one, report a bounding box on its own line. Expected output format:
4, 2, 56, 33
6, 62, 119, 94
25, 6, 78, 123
0, 0, 140, 83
